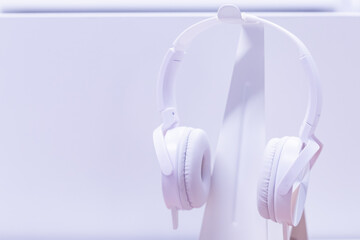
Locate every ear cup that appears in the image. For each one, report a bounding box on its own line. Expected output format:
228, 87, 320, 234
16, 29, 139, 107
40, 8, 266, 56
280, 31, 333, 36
177, 128, 211, 210
257, 137, 287, 221
258, 136, 305, 224
274, 136, 303, 225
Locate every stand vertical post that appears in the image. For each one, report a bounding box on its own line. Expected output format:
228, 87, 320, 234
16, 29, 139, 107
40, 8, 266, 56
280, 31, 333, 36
199, 23, 267, 240
290, 212, 308, 240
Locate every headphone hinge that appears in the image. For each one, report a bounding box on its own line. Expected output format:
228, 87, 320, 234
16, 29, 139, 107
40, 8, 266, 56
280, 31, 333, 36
161, 107, 179, 131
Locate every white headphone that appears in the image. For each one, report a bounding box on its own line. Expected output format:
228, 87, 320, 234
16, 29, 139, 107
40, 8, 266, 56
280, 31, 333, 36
153, 4, 323, 232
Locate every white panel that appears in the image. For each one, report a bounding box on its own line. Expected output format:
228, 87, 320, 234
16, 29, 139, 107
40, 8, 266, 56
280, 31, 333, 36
0, 13, 358, 239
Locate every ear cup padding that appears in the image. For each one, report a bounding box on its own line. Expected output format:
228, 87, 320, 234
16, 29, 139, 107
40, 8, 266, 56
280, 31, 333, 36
178, 128, 211, 209
257, 137, 287, 220
275, 136, 303, 225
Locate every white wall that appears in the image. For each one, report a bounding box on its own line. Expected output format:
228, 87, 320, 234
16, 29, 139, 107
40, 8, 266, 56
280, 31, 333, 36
0, 13, 359, 239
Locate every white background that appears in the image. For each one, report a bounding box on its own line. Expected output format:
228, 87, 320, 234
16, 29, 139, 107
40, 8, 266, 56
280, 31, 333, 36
0, 13, 359, 239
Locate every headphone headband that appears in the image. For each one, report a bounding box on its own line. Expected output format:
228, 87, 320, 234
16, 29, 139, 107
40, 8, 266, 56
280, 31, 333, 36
156, 5, 322, 142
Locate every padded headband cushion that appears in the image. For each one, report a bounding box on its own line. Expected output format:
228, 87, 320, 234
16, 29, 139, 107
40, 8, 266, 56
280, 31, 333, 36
257, 137, 287, 220
178, 128, 211, 210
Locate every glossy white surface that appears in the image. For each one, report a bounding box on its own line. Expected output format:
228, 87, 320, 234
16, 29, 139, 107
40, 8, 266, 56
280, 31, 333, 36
0, 13, 359, 239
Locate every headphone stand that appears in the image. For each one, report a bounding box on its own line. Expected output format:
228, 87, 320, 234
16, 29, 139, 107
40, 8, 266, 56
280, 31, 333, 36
199, 21, 267, 240
198, 19, 309, 240
290, 212, 309, 240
